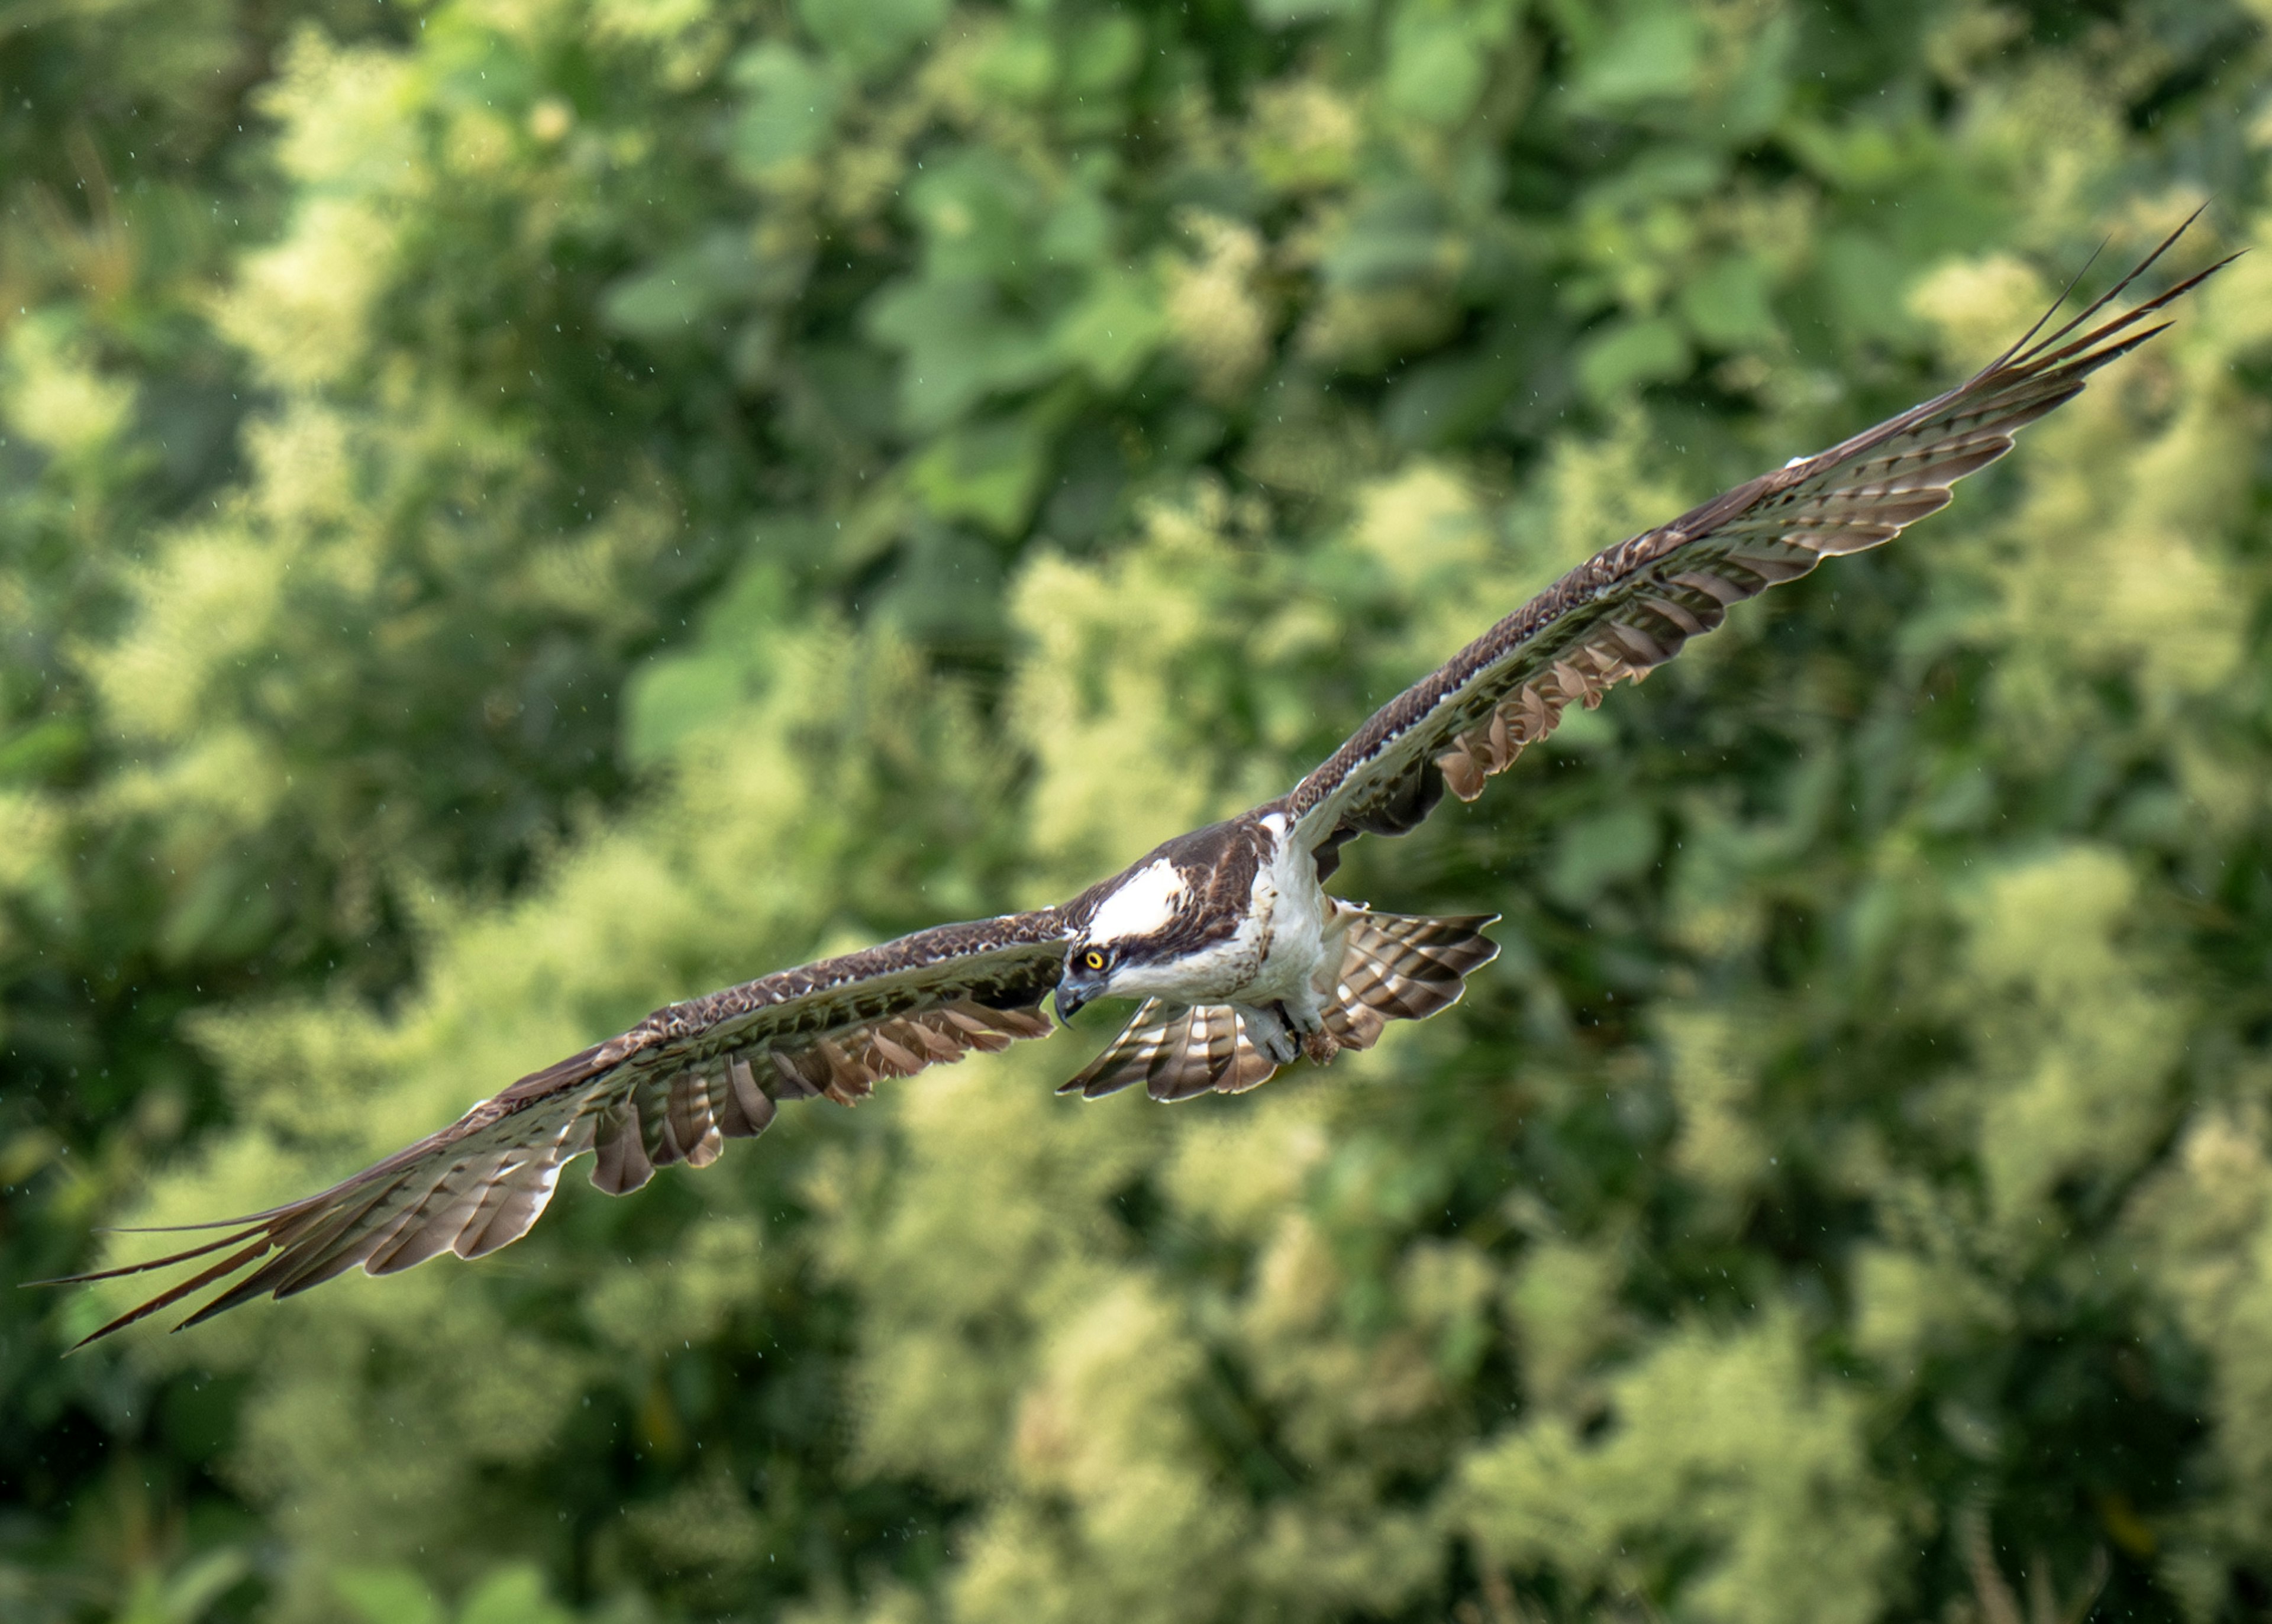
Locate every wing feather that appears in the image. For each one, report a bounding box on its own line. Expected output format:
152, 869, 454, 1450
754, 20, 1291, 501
56, 909, 1073, 1344
1279, 218, 2233, 867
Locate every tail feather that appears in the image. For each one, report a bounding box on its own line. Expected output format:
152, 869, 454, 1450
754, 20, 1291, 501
1322, 908, 1499, 1048
1060, 1000, 1279, 1102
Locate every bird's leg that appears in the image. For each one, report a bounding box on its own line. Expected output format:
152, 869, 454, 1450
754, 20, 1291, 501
1244, 1003, 1301, 1066
1270, 1000, 1341, 1068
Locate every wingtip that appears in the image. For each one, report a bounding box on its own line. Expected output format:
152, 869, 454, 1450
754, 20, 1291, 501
66, 1300, 174, 1352
2006, 206, 2227, 372
1992, 232, 2111, 367
27, 1224, 270, 1289
50, 1230, 279, 1349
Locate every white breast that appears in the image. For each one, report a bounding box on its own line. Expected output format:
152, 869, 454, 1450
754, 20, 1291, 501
1237, 812, 1331, 1018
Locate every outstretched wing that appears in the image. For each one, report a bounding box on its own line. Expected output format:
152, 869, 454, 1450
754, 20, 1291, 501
1279, 218, 2233, 873
57, 911, 1072, 1345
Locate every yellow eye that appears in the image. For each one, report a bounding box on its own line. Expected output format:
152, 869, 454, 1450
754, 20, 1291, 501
1082, 949, 1107, 972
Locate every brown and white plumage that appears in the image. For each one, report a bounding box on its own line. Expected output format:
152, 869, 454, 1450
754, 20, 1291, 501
56, 219, 2228, 1346
1064, 1001, 1283, 1102
60, 917, 1066, 1344
1058, 910, 1500, 1100
1277, 218, 2234, 874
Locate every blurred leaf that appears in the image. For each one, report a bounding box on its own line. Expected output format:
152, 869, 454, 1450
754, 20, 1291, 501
1576, 314, 1691, 400
906, 150, 1045, 284
112, 1549, 248, 1624
1246, 0, 1366, 27
1385, 0, 1519, 126
729, 45, 843, 177
867, 277, 1060, 431
795, 0, 948, 76
1050, 266, 1166, 389
1678, 253, 1779, 349
457, 1565, 575, 1624
0, 716, 83, 783
1063, 12, 1144, 98
1567, 2, 1703, 109
334, 1567, 443, 1624
602, 230, 767, 339
622, 651, 753, 767
1818, 228, 1918, 343
974, 22, 1059, 103
911, 412, 1056, 535
1545, 801, 1658, 906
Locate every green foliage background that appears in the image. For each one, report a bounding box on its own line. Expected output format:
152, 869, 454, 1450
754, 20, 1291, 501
5, 0, 2272, 1617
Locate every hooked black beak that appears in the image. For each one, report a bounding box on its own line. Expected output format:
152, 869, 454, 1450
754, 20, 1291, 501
1054, 980, 1093, 1024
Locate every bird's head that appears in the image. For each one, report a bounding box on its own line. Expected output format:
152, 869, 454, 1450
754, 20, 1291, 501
1053, 854, 1195, 1022
1052, 940, 1121, 1022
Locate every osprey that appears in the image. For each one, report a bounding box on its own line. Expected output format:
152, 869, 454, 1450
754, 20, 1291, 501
60, 221, 2228, 1345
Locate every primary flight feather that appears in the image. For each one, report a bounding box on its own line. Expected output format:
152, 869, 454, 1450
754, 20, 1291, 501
56, 218, 2231, 1346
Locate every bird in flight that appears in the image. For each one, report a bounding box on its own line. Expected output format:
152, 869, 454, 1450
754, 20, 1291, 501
56, 218, 2229, 1346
